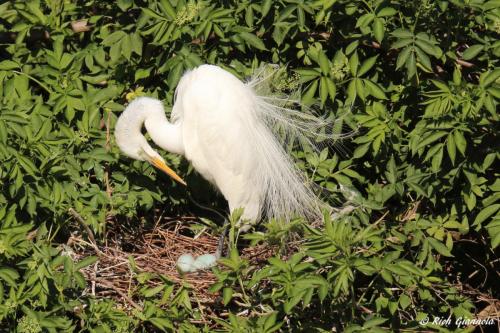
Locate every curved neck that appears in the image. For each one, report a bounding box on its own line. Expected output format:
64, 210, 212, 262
145, 114, 185, 156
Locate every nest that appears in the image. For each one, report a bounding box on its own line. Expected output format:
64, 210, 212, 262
68, 218, 277, 311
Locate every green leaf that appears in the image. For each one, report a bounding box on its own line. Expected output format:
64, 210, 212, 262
117, 0, 133, 11
149, 318, 174, 330
482, 153, 496, 170
386, 156, 397, 183
446, 132, 456, 164
415, 131, 448, 152
428, 238, 453, 257
261, 0, 272, 17
431, 145, 443, 172
345, 40, 359, 55
102, 31, 125, 46
414, 46, 432, 71
414, 39, 437, 57
141, 8, 167, 20
481, 69, 500, 87
349, 52, 359, 76
239, 32, 267, 50
399, 294, 411, 309
0, 267, 20, 285
319, 76, 329, 106
355, 78, 365, 100
302, 79, 318, 105
295, 68, 320, 82
392, 38, 413, 49
406, 52, 416, 79
377, 7, 397, 17
373, 18, 384, 43
364, 80, 387, 99
356, 13, 375, 28
318, 51, 331, 75
325, 77, 336, 102
453, 131, 466, 156
491, 229, 500, 249
284, 293, 303, 314
347, 79, 357, 102
143, 285, 165, 297
135, 68, 151, 81
0, 60, 19, 70
17, 154, 38, 176
222, 287, 233, 305
391, 29, 413, 39
75, 256, 98, 270
158, 0, 176, 19
462, 45, 484, 60
358, 55, 378, 77
396, 47, 412, 69
353, 142, 370, 158
268, 257, 288, 271
363, 317, 388, 329
473, 204, 500, 227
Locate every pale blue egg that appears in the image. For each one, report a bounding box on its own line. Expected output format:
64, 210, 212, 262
193, 253, 218, 270
176, 253, 196, 273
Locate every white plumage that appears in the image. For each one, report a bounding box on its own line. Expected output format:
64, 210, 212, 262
115, 64, 330, 229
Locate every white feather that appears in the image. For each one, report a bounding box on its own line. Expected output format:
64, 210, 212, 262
116, 64, 339, 226
172, 64, 330, 223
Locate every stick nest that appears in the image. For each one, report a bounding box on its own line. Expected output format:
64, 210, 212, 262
68, 219, 276, 309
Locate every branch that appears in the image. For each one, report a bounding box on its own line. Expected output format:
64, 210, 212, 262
68, 208, 100, 254
456, 59, 475, 68
95, 280, 142, 310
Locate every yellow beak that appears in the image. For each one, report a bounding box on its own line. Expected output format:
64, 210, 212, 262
149, 157, 187, 186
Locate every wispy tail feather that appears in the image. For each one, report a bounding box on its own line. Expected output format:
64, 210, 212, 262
248, 65, 354, 151
244, 65, 349, 221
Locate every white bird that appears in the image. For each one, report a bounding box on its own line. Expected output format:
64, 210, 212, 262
115, 64, 331, 230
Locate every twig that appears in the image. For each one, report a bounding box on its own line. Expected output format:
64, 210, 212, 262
91, 261, 98, 296
13, 70, 52, 94
464, 251, 489, 288
456, 59, 475, 68
103, 108, 113, 240
104, 109, 113, 198
68, 208, 106, 257
373, 211, 389, 227
70, 220, 278, 310
68, 208, 97, 245
96, 280, 142, 310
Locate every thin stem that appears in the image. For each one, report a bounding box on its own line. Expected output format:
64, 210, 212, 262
13, 70, 53, 94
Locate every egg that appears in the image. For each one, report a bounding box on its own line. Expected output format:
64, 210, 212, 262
193, 254, 218, 270
176, 253, 196, 273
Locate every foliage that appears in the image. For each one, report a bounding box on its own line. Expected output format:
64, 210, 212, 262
0, 0, 498, 331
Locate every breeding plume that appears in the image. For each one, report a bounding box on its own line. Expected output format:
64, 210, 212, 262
115, 64, 332, 229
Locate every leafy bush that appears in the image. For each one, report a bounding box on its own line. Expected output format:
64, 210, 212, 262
0, 0, 498, 331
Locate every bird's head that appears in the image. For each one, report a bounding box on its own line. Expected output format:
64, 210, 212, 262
115, 97, 186, 186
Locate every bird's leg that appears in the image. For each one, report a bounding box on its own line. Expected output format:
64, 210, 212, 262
215, 219, 229, 258
176, 192, 230, 273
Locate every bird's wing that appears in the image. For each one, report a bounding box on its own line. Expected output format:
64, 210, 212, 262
175, 65, 263, 217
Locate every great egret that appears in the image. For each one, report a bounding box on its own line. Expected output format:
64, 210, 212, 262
115, 64, 334, 222
115, 64, 335, 271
